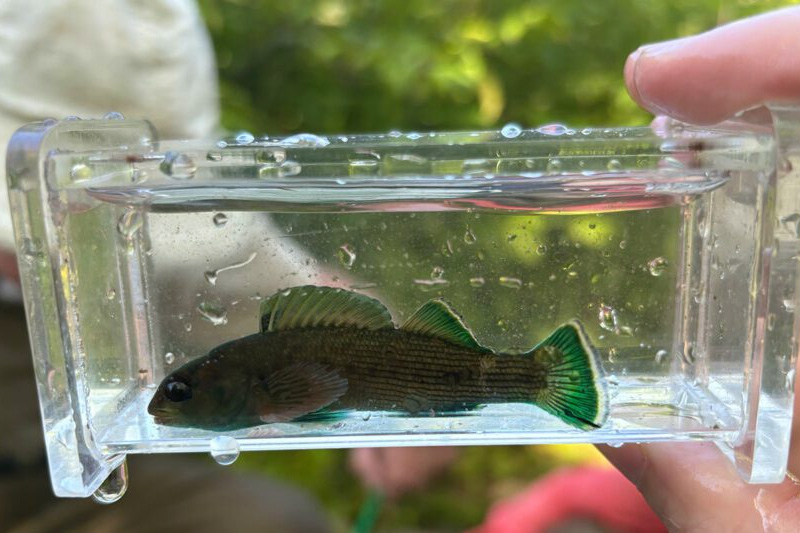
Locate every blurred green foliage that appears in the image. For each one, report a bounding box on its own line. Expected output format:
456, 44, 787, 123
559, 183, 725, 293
195, 1, 800, 531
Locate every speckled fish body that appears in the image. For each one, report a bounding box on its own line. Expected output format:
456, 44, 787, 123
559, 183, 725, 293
148, 286, 608, 431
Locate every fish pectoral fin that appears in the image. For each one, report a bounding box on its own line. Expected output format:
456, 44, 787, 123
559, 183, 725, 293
256, 362, 348, 423
401, 299, 483, 350
260, 285, 394, 333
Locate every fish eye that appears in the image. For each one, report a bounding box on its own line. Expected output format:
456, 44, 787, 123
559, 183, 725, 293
165, 379, 193, 402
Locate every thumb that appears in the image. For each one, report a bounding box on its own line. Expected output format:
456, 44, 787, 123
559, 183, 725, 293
625, 7, 800, 124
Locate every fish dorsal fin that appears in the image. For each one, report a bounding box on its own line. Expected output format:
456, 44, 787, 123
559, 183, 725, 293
402, 299, 483, 350
260, 285, 394, 333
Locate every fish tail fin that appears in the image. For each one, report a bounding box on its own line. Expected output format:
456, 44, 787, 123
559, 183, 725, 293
527, 320, 608, 430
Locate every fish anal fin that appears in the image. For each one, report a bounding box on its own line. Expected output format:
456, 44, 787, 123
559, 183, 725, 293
528, 320, 608, 430
256, 362, 348, 423
402, 299, 483, 350
260, 285, 393, 333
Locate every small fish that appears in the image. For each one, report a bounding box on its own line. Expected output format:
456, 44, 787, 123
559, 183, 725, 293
148, 286, 609, 431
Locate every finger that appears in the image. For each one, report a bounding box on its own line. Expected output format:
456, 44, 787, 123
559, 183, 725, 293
349, 448, 389, 492
625, 7, 800, 124
597, 442, 764, 531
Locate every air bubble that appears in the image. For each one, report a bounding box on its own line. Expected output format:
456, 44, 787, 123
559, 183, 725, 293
197, 302, 228, 326
608, 348, 617, 363
500, 123, 522, 139
463, 227, 477, 244
535, 244, 547, 255
165, 352, 175, 364
117, 209, 143, 240
103, 111, 125, 120
655, 349, 668, 363
647, 257, 668, 276
210, 436, 240, 466
338, 244, 356, 269
106, 288, 116, 300
786, 369, 796, 391
406, 132, 422, 140
618, 240, 627, 250
430, 266, 445, 280
70, 163, 92, 182
469, 277, 485, 287
598, 304, 619, 333
606, 159, 622, 171
499, 276, 522, 289
160, 152, 196, 179
213, 213, 228, 227
279, 160, 302, 177
235, 131, 255, 145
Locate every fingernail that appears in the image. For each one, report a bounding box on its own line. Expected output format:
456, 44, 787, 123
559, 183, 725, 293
624, 48, 644, 107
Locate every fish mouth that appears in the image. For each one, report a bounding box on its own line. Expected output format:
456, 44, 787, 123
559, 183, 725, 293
148, 406, 178, 426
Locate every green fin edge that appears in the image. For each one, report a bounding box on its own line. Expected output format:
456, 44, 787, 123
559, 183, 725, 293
530, 320, 609, 430
260, 285, 394, 333
401, 299, 484, 350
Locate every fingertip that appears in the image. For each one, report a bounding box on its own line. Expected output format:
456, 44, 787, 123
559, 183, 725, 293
595, 443, 648, 486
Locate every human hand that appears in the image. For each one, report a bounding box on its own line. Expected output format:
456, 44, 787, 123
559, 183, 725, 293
600, 7, 800, 532
349, 446, 458, 499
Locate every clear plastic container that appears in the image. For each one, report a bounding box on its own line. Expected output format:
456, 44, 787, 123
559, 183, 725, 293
6, 108, 800, 500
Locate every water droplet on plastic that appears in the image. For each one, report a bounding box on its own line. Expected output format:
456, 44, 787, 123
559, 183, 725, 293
618, 326, 633, 337
430, 266, 445, 280
256, 148, 286, 163
281, 133, 330, 148
783, 298, 796, 312
106, 288, 116, 300
338, 244, 356, 269
235, 131, 255, 145
361, 412, 372, 421
165, 352, 175, 364
160, 152, 196, 179
598, 304, 619, 333
213, 213, 228, 227
786, 369, 796, 391
607, 348, 617, 363
500, 123, 522, 139
70, 163, 92, 182
606, 159, 622, 171
607, 442, 623, 448
647, 257, 668, 276
117, 209, 143, 240
536, 123, 568, 136
204, 271, 218, 285
619, 240, 627, 250
388, 130, 402, 138
655, 349, 668, 363
406, 132, 422, 140
209, 436, 240, 466
463, 228, 477, 244
197, 302, 228, 326
103, 111, 125, 120
767, 313, 777, 331
581, 128, 592, 136
184, 322, 192, 332
469, 277, 485, 287
535, 244, 547, 256
279, 160, 302, 177
92, 461, 128, 504
499, 276, 522, 289
780, 213, 800, 238
546, 159, 563, 172
206, 151, 223, 162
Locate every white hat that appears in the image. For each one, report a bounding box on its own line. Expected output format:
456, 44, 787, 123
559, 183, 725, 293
0, 0, 220, 251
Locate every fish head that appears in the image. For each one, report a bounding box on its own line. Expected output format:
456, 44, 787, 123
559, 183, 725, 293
147, 348, 251, 430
